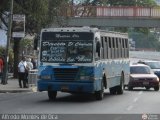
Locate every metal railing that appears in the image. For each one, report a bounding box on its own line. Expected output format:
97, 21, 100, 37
28, 69, 38, 87
60, 6, 160, 18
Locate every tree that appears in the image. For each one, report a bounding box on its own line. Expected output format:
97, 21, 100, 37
0, 0, 70, 78
87, 0, 157, 6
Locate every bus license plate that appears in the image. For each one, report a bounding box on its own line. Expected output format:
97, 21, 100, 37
143, 82, 149, 85
61, 86, 69, 91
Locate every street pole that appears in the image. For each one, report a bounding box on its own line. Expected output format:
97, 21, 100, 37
1, 0, 13, 85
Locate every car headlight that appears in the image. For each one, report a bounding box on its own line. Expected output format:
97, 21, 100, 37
40, 75, 51, 80
154, 77, 159, 82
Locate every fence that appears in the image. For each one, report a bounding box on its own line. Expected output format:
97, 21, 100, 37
63, 6, 160, 18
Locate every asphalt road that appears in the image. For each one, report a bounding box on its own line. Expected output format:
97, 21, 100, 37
0, 88, 160, 120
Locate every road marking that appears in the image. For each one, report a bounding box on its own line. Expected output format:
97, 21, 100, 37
138, 91, 143, 95
133, 97, 138, 102
126, 92, 143, 111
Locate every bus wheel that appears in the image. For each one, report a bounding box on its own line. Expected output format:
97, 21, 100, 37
110, 87, 116, 95
117, 74, 124, 95
48, 91, 57, 100
95, 81, 104, 100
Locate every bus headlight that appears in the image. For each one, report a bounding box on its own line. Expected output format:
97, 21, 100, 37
40, 75, 51, 80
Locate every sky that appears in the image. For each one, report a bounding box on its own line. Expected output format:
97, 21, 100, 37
156, 0, 160, 4
0, 29, 7, 47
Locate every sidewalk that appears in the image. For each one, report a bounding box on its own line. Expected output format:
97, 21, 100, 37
0, 77, 37, 93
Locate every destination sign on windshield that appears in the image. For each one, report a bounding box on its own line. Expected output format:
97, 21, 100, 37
42, 32, 94, 41
40, 41, 93, 63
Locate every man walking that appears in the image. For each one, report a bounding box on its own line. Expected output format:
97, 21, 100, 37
18, 57, 28, 88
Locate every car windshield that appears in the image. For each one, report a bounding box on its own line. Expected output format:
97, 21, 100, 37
145, 62, 160, 69
130, 66, 151, 74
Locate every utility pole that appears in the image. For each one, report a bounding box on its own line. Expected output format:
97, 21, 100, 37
1, 0, 13, 85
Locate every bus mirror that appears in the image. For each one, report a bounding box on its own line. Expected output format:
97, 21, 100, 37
96, 42, 100, 57
95, 53, 99, 61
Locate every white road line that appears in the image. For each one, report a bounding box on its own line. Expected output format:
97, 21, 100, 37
133, 97, 138, 102
138, 91, 143, 95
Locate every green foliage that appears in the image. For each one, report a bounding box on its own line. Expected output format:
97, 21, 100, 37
20, 38, 33, 48
13, 0, 49, 34
129, 31, 160, 50
0, 0, 70, 33
0, 46, 5, 56
88, 0, 157, 6
0, 46, 14, 64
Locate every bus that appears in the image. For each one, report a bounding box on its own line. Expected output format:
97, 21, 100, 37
37, 27, 130, 100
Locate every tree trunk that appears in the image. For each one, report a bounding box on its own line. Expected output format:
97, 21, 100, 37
13, 38, 21, 78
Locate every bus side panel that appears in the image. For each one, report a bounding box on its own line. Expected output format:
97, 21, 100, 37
98, 59, 130, 89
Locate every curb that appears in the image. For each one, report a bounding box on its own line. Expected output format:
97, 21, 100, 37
0, 87, 37, 93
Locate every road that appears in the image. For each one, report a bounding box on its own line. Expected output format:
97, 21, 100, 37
0, 89, 160, 116
0, 87, 160, 120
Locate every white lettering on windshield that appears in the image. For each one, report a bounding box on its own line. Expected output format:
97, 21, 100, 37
43, 42, 66, 46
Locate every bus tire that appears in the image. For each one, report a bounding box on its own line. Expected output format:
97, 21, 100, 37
110, 87, 116, 95
117, 73, 124, 94
48, 91, 57, 100
95, 81, 104, 100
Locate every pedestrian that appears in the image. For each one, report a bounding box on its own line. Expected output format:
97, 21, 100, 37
26, 58, 33, 86
0, 56, 4, 80
18, 57, 28, 88
31, 58, 37, 69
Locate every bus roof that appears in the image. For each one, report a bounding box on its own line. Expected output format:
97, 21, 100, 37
100, 30, 128, 38
41, 27, 128, 38
41, 27, 99, 33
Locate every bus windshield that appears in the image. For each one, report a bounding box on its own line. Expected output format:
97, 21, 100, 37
40, 32, 93, 63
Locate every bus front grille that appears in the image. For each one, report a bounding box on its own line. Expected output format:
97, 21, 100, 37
54, 68, 78, 81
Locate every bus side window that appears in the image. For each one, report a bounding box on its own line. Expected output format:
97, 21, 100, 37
96, 41, 101, 57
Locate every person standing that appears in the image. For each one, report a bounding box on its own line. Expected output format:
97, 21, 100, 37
18, 57, 28, 88
26, 58, 33, 86
0, 56, 4, 80
31, 58, 37, 69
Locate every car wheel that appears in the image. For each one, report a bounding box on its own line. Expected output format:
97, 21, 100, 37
154, 86, 159, 91
128, 86, 133, 91
145, 87, 150, 90
48, 91, 57, 100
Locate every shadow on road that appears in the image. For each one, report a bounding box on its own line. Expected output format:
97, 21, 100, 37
125, 88, 158, 92
37, 92, 118, 103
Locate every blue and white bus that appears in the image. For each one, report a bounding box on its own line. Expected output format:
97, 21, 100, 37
37, 27, 130, 100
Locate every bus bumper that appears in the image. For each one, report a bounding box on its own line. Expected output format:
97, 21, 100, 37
37, 81, 95, 93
